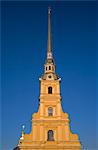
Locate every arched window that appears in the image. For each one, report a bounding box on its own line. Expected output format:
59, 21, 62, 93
48, 107, 53, 116
48, 87, 52, 94
49, 66, 51, 70
47, 130, 54, 141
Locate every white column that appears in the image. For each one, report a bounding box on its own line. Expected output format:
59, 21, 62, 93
57, 125, 62, 141
40, 125, 44, 141
32, 124, 37, 141
65, 123, 70, 141
40, 102, 44, 118
57, 102, 61, 117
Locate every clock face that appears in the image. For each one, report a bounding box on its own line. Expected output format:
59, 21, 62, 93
47, 74, 53, 80
48, 75, 52, 78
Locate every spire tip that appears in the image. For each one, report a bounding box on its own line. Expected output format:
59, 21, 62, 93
48, 7, 51, 14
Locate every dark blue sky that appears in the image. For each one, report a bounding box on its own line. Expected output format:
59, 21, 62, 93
1, 1, 97, 150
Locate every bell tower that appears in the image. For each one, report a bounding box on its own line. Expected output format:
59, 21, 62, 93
14, 7, 82, 150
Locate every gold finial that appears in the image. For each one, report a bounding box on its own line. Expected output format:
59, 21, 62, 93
22, 125, 25, 135
20, 125, 25, 140
22, 125, 25, 131
48, 7, 51, 15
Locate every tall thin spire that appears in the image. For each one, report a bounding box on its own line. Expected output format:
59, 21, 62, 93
47, 7, 53, 59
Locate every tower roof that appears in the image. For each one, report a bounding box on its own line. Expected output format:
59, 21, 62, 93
47, 7, 53, 60
47, 7, 52, 53
41, 7, 59, 80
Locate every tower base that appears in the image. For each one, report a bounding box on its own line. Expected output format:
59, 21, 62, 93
14, 141, 82, 150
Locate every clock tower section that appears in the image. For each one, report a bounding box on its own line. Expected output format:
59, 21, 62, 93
15, 8, 82, 150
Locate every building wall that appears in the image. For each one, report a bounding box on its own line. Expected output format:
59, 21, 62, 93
17, 79, 81, 150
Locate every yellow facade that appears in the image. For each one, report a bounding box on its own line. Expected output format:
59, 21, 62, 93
15, 8, 82, 150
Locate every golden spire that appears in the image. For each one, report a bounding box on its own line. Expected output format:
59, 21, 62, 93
47, 7, 53, 59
